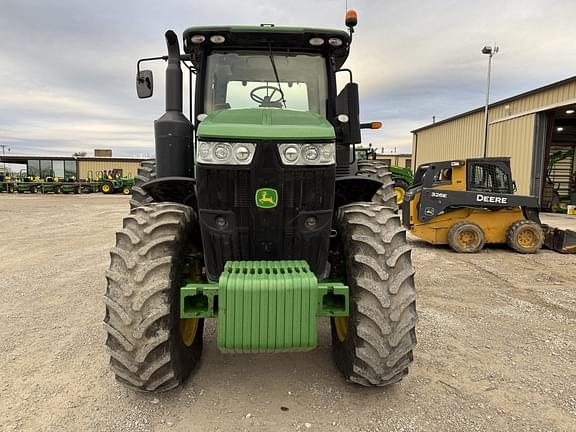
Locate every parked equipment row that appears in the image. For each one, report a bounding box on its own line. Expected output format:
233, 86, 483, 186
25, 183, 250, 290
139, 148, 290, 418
0, 174, 134, 195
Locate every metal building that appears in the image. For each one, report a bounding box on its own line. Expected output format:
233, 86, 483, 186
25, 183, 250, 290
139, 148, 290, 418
0, 155, 146, 180
411, 76, 576, 208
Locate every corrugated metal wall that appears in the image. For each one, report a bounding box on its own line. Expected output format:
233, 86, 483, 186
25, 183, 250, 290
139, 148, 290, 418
413, 79, 576, 195
487, 114, 535, 195
79, 161, 141, 179
413, 111, 484, 162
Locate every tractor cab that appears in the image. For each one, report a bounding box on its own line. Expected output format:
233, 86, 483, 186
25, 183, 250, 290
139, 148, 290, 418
184, 25, 350, 118
136, 24, 367, 183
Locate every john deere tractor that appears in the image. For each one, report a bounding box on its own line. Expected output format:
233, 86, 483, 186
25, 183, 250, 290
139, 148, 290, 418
105, 12, 417, 392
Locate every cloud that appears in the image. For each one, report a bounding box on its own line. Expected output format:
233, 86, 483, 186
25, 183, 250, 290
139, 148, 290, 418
0, 0, 575, 157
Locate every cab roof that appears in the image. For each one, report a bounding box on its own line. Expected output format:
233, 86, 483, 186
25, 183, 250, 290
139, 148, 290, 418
183, 25, 351, 69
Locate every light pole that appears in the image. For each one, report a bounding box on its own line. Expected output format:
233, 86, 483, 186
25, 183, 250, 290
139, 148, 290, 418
481, 44, 499, 158
0, 144, 10, 176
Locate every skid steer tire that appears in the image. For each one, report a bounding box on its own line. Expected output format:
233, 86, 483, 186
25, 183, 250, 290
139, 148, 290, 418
331, 203, 417, 386
104, 202, 204, 392
130, 160, 156, 209
447, 221, 485, 253
356, 161, 398, 210
506, 220, 544, 254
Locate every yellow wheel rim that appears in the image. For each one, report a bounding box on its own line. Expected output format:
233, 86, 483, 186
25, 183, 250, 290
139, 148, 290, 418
102, 184, 110, 193
122, 188, 130, 195
395, 187, 405, 205
517, 228, 537, 248
334, 317, 348, 342
180, 248, 201, 347
457, 230, 478, 247
180, 318, 199, 347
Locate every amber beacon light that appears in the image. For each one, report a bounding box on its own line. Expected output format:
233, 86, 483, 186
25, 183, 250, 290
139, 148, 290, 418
345, 10, 358, 28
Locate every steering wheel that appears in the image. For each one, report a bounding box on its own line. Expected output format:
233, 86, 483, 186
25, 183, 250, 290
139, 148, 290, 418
250, 85, 285, 107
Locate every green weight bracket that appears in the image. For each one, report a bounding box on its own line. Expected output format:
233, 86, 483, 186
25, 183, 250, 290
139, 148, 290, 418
180, 260, 348, 353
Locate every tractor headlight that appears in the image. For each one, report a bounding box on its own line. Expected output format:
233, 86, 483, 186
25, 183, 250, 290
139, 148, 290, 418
196, 141, 256, 165
234, 145, 251, 162
278, 143, 335, 165
283, 145, 300, 163
303, 145, 319, 162
213, 143, 232, 161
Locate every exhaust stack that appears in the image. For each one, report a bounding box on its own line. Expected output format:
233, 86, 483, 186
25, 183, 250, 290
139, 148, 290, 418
165, 30, 183, 112
154, 30, 194, 178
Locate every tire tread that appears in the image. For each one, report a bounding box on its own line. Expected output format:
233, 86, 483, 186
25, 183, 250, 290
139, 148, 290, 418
332, 203, 417, 386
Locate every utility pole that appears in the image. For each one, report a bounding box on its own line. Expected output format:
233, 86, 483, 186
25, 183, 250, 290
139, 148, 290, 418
481, 44, 499, 158
0, 144, 10, 175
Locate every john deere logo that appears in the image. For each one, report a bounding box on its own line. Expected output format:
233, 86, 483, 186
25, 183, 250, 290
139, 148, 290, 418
255, 188, 278, 209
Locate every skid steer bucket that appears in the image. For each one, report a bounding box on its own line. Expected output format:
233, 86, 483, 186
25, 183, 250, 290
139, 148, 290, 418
543, 226, 576, 254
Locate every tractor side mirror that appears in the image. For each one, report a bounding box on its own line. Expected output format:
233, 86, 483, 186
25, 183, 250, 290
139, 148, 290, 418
137, 70, 154, 98
336, 82, 361, 145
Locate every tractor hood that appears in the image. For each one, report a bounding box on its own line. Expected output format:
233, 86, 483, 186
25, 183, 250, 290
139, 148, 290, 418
196, 109, 336, 141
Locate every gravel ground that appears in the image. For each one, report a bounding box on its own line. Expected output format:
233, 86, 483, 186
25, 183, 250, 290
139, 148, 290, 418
0, 194, 575, 432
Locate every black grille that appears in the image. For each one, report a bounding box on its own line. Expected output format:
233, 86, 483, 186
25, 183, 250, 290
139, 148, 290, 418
336, 165, 351, 177
196, 142, 335, 280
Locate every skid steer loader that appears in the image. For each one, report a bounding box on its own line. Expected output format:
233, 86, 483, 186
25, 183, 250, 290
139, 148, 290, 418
104, 11, 417, 392
402, 158, 544, 253
402, 157, 576, 254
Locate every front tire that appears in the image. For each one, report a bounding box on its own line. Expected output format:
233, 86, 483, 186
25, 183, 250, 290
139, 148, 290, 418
331, 203, 417, 386
447, 221, 485, 253
104, 203, 204, 392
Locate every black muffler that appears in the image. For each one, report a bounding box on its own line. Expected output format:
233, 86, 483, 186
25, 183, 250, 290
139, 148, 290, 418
154, 30, 194, 178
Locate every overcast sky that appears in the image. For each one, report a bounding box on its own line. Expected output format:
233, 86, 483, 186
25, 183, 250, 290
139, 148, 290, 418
1, 0, 575, 158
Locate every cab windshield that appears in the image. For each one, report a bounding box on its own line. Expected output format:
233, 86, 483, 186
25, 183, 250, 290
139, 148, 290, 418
203, 51, 328, 116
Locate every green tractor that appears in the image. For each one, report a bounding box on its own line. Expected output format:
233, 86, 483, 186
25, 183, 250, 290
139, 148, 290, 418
14, 170, 41, 193
105, 12, 417, 392
387, 165, 413, 203
98, 170, 134, 195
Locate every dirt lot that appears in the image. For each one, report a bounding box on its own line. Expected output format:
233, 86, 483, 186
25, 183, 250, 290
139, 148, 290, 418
0, 194, 575, 432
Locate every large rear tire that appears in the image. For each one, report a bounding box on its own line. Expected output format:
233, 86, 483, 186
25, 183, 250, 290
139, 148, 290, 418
130, 160, 156, 209
330, 203, 417, 386
356, 161, 398, 210
394, 179, 410, 206
104, 203, 204, 392
101, 181, 114, 194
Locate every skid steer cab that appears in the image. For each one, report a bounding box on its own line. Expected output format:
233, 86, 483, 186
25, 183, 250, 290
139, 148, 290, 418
402, 157, 546, 253
104, 11, 418, 393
